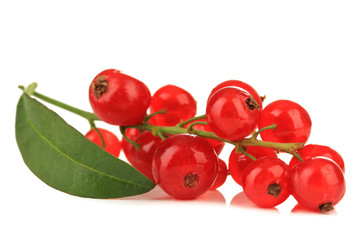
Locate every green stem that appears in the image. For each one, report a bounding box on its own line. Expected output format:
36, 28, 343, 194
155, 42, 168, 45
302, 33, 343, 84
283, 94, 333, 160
176, 114, 207, 127
238, 138, 304, 152
291, 150, 305, 162
119, 127, 141, 150
186, 121, 208, 133
190, 129, 233, 143
237, 146, 256, 161
126, 123, 188, 135
143, 109, 166, 123
89, 120, 106, 148
19, 84, 99, 122
152, 127, 166, 140
252, 124, 277, 139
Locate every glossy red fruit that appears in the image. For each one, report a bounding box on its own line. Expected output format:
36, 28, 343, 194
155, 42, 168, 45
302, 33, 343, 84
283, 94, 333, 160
185, 119, 225, 155
242, 157, 290, 208
209, 80, 263, 109
258, 100, 311, 143
210, 159, 228, 190
128, 131, 162, 182
89, 69, 151, 126
289, 144, 345, 172
122, 128, 141, 161
85, 128, 121, 157
152, 134, 218, 199
149, 85, 197, 126
289, 158, 346, 212
229, 146, 277, 186
206, 87, 261, 141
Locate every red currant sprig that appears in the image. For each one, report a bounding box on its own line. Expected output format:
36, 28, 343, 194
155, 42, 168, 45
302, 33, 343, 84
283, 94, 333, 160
20, 71, 346, 212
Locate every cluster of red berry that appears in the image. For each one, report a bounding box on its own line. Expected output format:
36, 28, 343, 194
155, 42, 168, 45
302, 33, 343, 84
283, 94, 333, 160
86, 69, 346, 213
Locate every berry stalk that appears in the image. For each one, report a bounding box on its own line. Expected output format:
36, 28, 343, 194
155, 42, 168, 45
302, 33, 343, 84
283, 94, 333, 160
124, 121, 304, 153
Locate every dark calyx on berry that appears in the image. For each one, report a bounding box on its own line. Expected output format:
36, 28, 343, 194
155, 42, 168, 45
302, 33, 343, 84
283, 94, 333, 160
92, 76, 108, 99
267, 183, 282, 198
246, 96, 260, 110
318, 202, 334, 212
183, 173, 200, 189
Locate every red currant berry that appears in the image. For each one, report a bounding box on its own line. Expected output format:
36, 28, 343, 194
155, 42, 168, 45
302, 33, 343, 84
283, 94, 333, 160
229, 146, 277, 186
89, 69, 151, 126
209, 80, 263, 109
289, 158, 346, 212
206, 87, 261, 141
122, 128, 141, 161
242, 157, 290, 208
258, 100, 312, 143
210, 159, 228, 190
289, 144, 345, 172
152, 134, 218, 199
185, 119, 225, 155
85, 128, 121, 157
149, 85, 197, 126
128, 131, 162, 182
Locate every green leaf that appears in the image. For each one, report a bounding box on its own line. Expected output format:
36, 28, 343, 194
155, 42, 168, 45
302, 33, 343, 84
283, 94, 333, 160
15, 94, 156, 198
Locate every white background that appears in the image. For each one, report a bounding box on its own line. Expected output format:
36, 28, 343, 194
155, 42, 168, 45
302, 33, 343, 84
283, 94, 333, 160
1, 0, 360, 239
